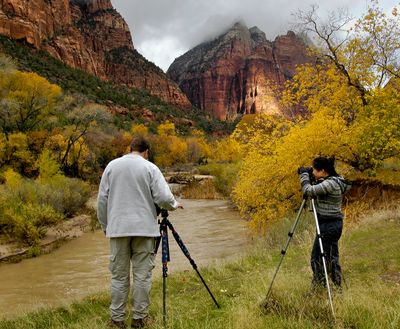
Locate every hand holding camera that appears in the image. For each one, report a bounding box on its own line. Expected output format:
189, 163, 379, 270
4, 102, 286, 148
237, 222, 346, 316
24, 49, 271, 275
297, 166, 313, 175
297, 166, 315, 184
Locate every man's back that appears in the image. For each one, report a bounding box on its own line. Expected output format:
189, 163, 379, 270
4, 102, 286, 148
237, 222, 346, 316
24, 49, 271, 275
97, 153, 178, 237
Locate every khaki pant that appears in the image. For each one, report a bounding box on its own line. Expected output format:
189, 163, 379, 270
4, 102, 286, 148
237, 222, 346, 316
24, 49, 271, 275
109, 237, 156, 321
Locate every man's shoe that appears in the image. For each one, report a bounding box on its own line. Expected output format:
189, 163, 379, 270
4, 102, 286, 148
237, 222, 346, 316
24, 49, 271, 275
131, 315, 152, 328
108, 319, 126, 328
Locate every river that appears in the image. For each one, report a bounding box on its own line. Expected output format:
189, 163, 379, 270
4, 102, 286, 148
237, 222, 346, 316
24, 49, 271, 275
0, 199, 249, 318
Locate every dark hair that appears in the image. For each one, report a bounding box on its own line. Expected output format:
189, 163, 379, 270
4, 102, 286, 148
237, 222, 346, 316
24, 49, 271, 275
130, 136, 150, 153
312, 156, 338, 176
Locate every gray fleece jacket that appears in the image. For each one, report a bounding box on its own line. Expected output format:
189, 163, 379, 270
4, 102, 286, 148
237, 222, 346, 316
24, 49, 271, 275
97, 153, 178, 237
300, 173, 351, 219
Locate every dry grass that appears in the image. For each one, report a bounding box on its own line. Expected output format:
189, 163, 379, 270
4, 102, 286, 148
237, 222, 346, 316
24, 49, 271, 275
345, 198, 400, 227
180, 179, 224, 199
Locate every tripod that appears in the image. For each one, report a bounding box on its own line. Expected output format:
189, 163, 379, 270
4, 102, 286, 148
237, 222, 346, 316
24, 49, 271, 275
262, 196, 336, 319
155, 209, 220, 326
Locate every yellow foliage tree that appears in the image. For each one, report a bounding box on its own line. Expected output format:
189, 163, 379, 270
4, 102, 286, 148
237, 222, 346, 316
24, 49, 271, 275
36, 149, 63, 182
185, 129, 211, 163
3, 132, 35, 175
154, 135, 188, 167
3, 168, 22, 189
233, 108, 353, 229
186, 136, 211, 164
233, 1, 400, 228
348, 86, 400, 172
59, 103, 111, 176
210, 138, 243, 163
157, 120, 176, 137
131, 123, 148, 136
0, 70, 61, 136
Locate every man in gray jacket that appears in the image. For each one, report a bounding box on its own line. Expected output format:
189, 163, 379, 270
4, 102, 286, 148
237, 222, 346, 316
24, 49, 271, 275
97, 136, 183, 328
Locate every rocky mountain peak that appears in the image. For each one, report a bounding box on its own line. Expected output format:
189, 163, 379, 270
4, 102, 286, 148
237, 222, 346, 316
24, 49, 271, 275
167, 24, 311, 120
249, 26, 267, 44
0, 0, 191, 109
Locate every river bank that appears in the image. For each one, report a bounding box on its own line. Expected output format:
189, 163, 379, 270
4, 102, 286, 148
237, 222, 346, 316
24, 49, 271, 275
1, 206, 399, 328
0, 173, 219, 264
0, 213, 93, 263
0, 199, 248, 318
0, 190, 98, 264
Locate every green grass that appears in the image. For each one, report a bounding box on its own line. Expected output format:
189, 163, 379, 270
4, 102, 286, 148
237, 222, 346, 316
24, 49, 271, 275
1, 208, 399, 328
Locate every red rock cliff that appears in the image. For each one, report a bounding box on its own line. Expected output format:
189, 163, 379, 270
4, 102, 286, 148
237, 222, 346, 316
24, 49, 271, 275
167, 23, 311, 120
0, 0, 191, 108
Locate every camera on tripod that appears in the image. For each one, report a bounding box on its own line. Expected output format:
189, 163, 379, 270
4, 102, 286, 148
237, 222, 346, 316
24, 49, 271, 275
155, 204, 169, 220
297, 166, 315, 183
160, 208, 169, 218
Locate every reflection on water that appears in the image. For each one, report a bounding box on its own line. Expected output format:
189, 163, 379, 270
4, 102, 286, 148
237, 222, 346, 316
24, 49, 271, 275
0, 199, 248, 318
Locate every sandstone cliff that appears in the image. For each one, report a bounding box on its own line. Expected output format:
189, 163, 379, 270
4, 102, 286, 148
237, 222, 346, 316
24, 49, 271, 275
0, 0, 191, 108
167, 23, 311, 120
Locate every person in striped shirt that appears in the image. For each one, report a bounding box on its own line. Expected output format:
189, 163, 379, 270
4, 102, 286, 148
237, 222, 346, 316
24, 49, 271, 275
298, 157, 351, 289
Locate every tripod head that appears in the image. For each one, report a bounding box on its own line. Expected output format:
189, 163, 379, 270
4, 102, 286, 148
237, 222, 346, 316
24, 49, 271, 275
155, 203, 169, 219
161, 208, 169, 219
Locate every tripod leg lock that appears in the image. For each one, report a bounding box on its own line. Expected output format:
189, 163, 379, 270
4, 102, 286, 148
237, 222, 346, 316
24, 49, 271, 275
281, 250, 286, 255
288, 233, 293, 237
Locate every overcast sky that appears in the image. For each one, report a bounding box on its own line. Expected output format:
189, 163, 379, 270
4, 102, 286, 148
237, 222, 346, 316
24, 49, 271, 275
110, 0, 397, 72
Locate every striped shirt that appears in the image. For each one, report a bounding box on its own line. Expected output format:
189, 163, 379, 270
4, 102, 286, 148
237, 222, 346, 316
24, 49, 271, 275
300, 173, 350, 219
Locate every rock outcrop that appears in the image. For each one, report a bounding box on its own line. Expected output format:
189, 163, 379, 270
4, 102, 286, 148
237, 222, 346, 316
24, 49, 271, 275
167, 23, 311, 120
0, 0, 191, 108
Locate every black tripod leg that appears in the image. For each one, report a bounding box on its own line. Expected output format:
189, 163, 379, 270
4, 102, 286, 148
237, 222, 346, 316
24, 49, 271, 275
193, 267, 220, 308
162, 275, 166, 326
262, 198, 307, 307
160, 224, 169, 326
310, 199, 336, 320
168, 222, 220, 308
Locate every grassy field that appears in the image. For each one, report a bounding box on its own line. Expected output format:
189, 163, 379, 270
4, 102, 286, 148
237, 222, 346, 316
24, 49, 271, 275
0, 206, 399, 329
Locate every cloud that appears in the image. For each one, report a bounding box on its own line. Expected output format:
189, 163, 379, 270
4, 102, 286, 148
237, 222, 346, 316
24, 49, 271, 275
139, 36, 187, 70
111, 0, 398, 72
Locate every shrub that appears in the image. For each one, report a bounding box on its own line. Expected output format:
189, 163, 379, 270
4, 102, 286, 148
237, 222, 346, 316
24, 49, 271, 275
41, 177, 90, 216
0, 201, 64, 246
0, 173, 89, 246
198, 162, 241, 197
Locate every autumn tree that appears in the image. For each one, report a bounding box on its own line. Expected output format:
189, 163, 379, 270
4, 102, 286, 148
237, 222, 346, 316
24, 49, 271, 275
294, 1, 399, 101
186, 129, 212, 164
131, 123, 149, 136
48, 102, 112, 177
233, 1, 400, 228
0, 70, 62, 138
36, 149, 63, 182
157, 120, 176, 136
289, 0, 400, 169
2, 132, 36, 176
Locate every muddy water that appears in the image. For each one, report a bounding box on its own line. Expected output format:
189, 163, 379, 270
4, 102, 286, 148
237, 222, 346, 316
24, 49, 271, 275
0, 199, 249, 318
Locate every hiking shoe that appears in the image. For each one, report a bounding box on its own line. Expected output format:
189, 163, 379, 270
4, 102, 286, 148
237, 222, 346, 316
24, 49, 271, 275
131, 315, 152, 328
108, 319, 126, 328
